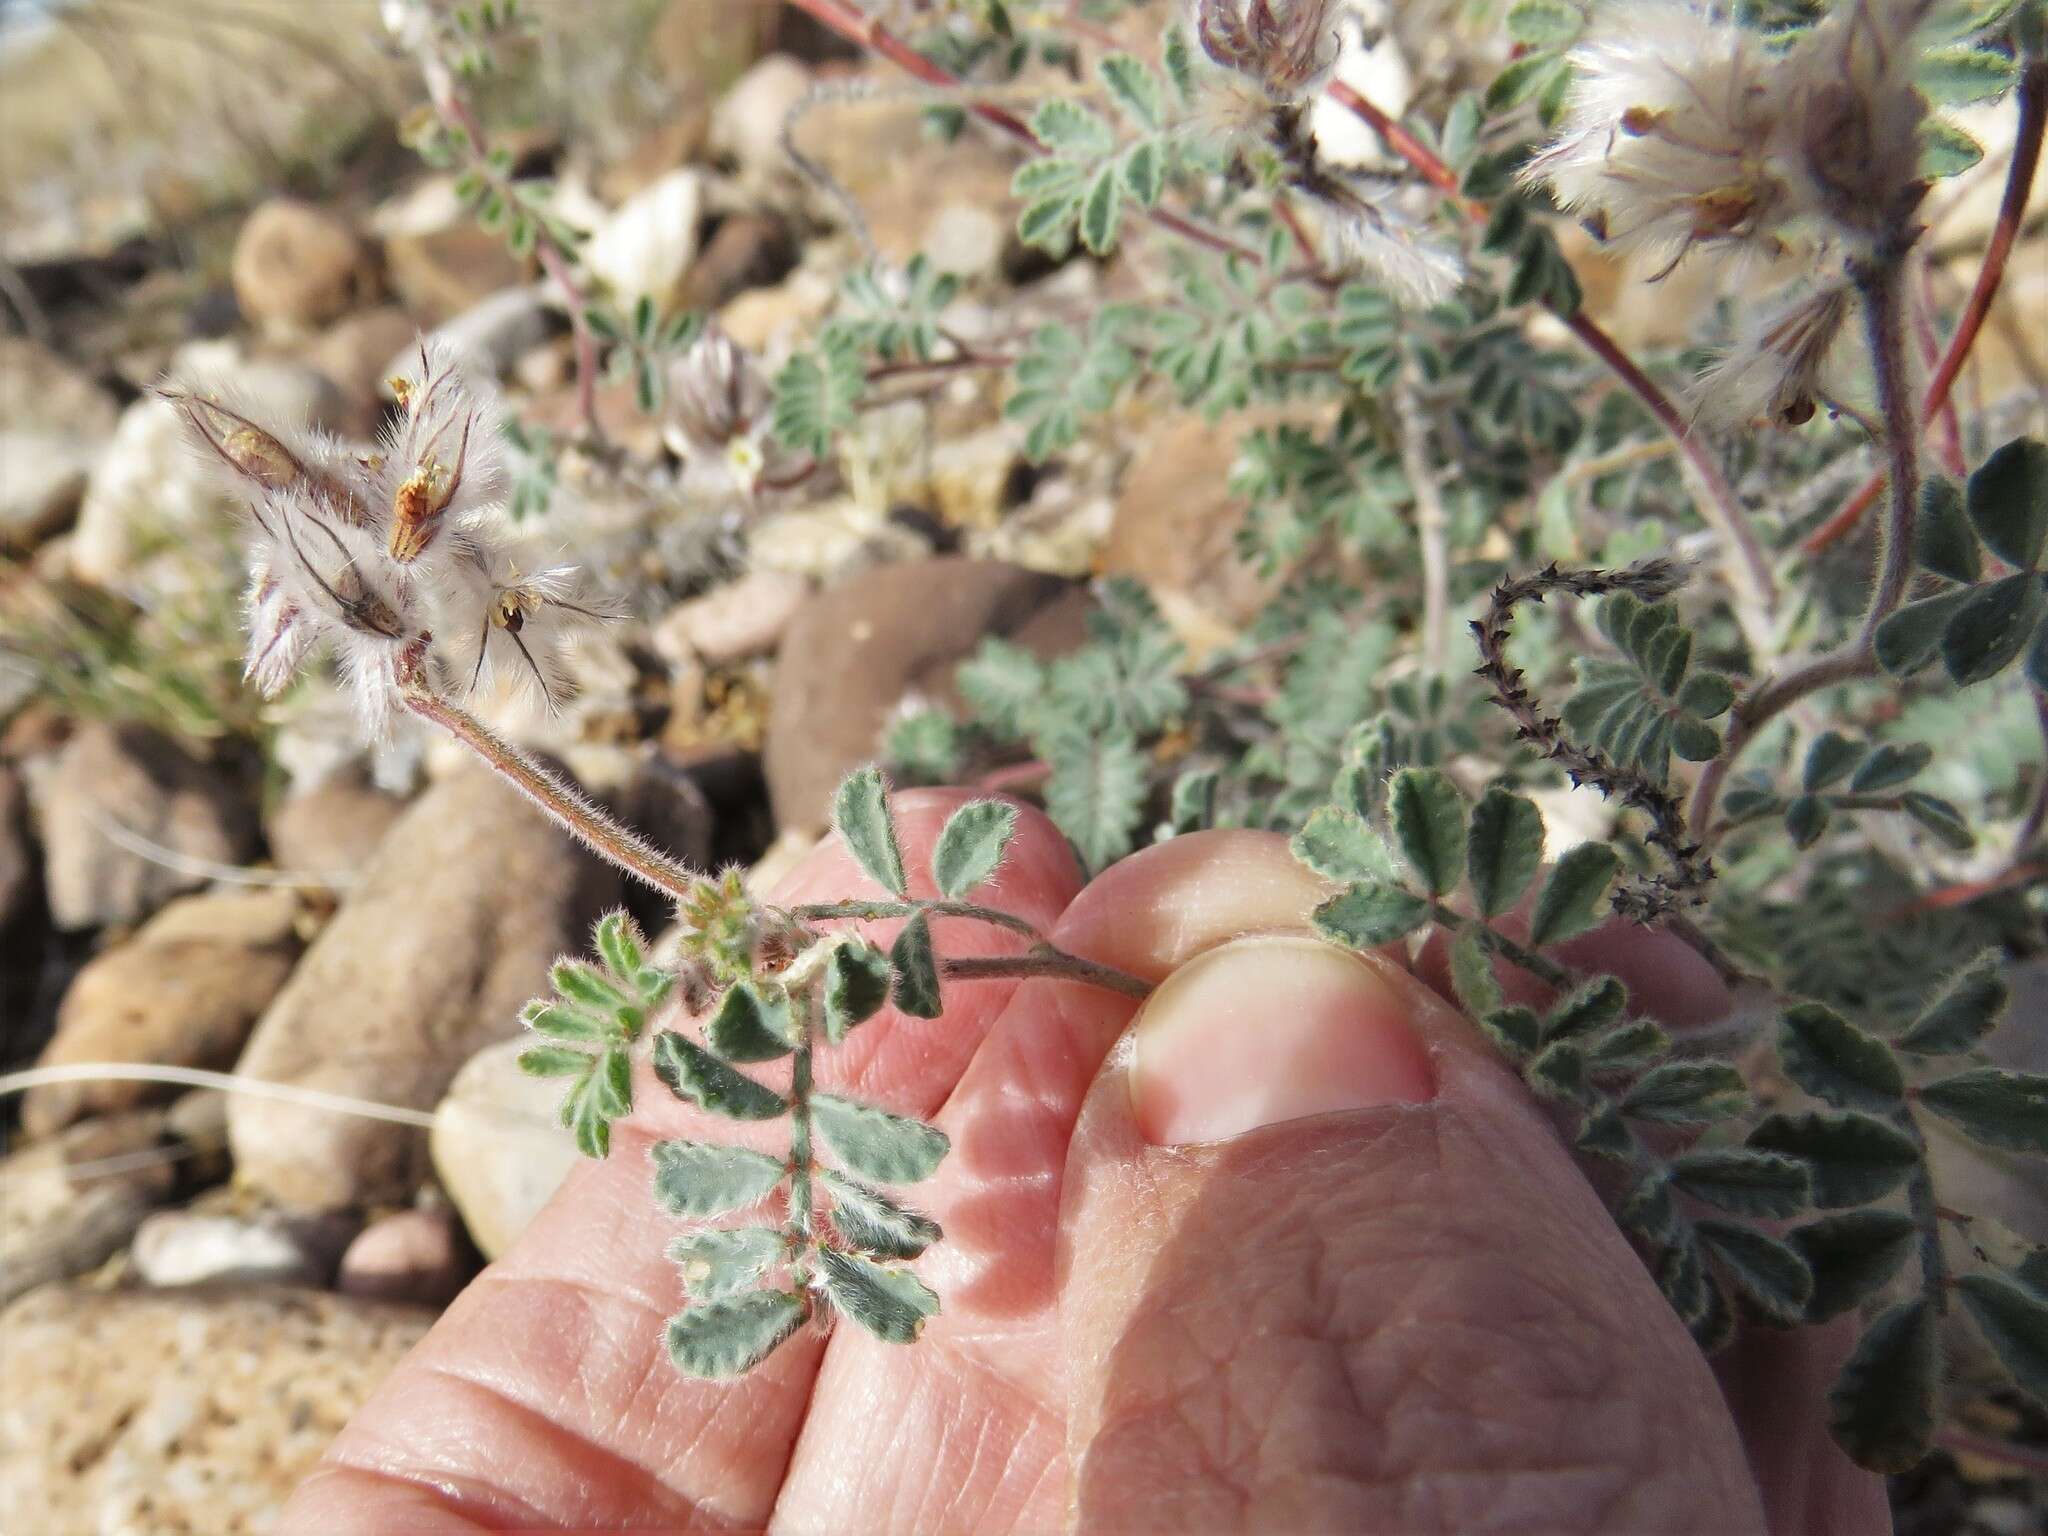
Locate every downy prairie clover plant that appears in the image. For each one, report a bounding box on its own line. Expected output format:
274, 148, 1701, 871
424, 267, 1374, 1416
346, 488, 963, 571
158, 0, 2048, 1482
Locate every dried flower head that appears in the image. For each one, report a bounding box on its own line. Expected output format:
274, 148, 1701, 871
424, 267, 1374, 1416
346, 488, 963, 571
1693, 280, 1856, 428
1525, 0, 1933, 274
663, 323, 798, 500
168, 342, 610, 732
1194, 0, 1339, 102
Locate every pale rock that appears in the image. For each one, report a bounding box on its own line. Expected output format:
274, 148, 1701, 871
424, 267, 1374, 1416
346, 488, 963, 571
132, 1203, 358, 1289
387, 285, 553, 386
746, 496, 927, 583
1310, 6, 1415, 170
0, 430, 99, 551
924, 201, 1007, 281
228, 763, 617, 1210
927, 425, 1023, 530
0, 1111, 177, 1304
230, 198, 377, 332
711, 54, 814, 182
652, 568, 811, 667
336, 1205, 473, 1307
20, 887, 302, 1138
716, 265, 837, 353
431, 1035, 584, 1259
0, 1284, 433, 1535
585, 169, 705, 315
32, 721, 260, 931
263, 764, 407, 881
0, 335, 121, 441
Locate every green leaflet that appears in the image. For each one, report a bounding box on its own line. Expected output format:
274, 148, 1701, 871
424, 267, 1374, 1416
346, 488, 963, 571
666, 1227, 785, 1300
931, 800, 1019, 898
652, 1031, 787, 1122
666, 1290, 805, 1379
818, 1249, 940, 1343
834, 767, 908, 897
811, 1093, 950, 1184
650, 1140, 787, 1219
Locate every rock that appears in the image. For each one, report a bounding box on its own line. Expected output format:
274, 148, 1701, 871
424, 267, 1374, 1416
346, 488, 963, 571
303, 303, 421, 424
336, 1206, 473, 1307
715, 265, 837, 352
165, 1087, 233, 1186
263, 764, 407, 881
650, 0, 778, 91
20, 887, 302, 1138
228, 763, 618, 1209
0, 766, 27, 929
0, 1284, 433, 1534
0, 1112, 177, 1304
679, 211, 798, 312
613, 753, 717, 876
393, 284, 554, 385
431, 1036, 584, 1259
765, 558, 1071, 829
375, 176, 532, 323
585, 169, 705, 315
69, 352, 348, 587
33, 722, 260, 931
132, 1203, 358, 1289
925, 201, 1007, 281
0, 430, 99, 552
230, 198, 377, 333
1098, 411, 1284, 631
928, 425, 1024, 530
712, 54, 815, 182
0, 336, 121, 440
652, 568, 810, 667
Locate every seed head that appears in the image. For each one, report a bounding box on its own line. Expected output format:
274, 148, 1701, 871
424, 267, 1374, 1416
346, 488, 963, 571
1194, 0, 1339, 102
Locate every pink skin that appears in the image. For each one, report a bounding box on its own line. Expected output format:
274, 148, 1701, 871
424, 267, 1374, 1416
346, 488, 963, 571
282, 799, 1887, 1534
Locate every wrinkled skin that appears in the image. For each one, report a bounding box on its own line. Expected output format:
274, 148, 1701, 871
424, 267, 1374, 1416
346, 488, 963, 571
284, 791, 1886, 1534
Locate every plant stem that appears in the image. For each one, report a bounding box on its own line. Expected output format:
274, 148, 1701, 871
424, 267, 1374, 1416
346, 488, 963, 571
788, 1011, 817, 1258
784, 0, 1257, 262
1325, 78, 1778, 639
1430, 902, 1572, 990
419, 51, 602, 441
402, 689, 700, 900
1692, 251, 1927, 835
792, 898, 1043, 938
1803, 59, 2048, 554
1395, 364, 1453, 678
941, 947, 1155, 999
1934, 1427, 2048, 1476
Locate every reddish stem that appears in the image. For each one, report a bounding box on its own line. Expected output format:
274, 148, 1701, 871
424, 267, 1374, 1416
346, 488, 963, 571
1803, 59, 2048, 554
1934, 1426, 2048, 1477
1916, 260, 1966, 476
1326, 78, 1777, 625
786, 0, 1254, 261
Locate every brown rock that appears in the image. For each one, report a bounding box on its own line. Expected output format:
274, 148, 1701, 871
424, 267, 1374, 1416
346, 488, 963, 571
336, 1206, 473, 1307
0, 337, 118, 553
430, 1036, 583, 1259
302, 304, 421, 427
680, 212, 798, 313
0, 1111, 177, 1304
652, 568, 811, 667
230, 198, 377, 332
382, 212, 531, 325
1098, 412, 1284, 631
33, 722, 261, 931
227, 763, 618, 1209
0, 1284, 434, 1534
765, 558, 1073, 829
263, 765, 407, 880
0, 765, 27, 929
20, 888, 302, 1139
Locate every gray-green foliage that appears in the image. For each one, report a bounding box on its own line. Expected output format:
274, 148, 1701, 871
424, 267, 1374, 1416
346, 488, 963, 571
514, 777, 1056, 1380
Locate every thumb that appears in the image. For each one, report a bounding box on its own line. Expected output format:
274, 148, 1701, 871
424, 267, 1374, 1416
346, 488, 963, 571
1055, 932, 1765, 1535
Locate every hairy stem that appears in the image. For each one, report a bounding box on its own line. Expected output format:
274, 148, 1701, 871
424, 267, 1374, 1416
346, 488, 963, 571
1692, 250, 1928, 836
1804, 59, 2048, 554
1429, 902, 1572, 990
402, 689, 700, 899
1325, 78, 1778, 640
941, 948, 1155, 1000
1395, 365, 1453, 677
787, 1000, 817, 1284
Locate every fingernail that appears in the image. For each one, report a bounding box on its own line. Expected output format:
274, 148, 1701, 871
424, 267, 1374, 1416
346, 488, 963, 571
1130, 935, 1436, 1145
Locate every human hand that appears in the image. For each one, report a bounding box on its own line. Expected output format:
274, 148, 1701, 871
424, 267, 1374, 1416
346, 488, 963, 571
282, 790, 1886, 1534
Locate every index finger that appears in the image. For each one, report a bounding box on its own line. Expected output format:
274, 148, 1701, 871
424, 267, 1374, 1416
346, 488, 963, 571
281, 789, 1084, 1533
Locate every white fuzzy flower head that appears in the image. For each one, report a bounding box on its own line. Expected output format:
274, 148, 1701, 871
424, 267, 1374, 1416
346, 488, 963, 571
168, 341, 613, 734
1525, 0, 1933, 274
1318, 190, 1464, 305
